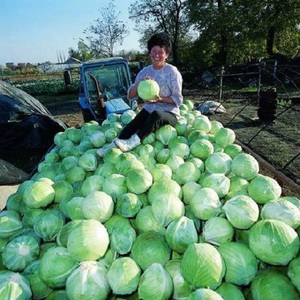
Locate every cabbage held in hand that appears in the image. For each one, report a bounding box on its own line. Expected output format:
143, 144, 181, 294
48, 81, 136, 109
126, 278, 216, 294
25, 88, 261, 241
137, 79, 160, 101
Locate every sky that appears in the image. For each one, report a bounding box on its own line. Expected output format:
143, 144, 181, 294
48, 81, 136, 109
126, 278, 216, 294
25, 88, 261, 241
0, 0, 141, 66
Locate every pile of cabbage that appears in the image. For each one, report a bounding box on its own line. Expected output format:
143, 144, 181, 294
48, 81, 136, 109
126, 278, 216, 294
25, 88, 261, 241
0, 99, 300, 300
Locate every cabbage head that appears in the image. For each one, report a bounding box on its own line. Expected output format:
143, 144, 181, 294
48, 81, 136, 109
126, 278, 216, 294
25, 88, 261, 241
155, 124, 177, 145
23, 180, 55, 209
261, 198, 300, 229
188, 288, 224, 300
2, 235, 40, 272
190, 138, 214, 160
174, 161, 201, 185
82, 191, 114, 223
0, 270, 32, 300
202, 217, 234, 246
23, 260, 53, 299
216, 282, 245, 300
165, 216, 198, 253
215, 127, 236, 148
218, 242, 258, 285
148, 178, 182, 204
231, 153, 259, 180
39, 246, 78, 288
103, 173, 128, 200
165, 260, 192, 299
287, 257, 300, 293
116, 192, 142, 218
107, 257, 141, 295
66, 261, 110, 300
33, 209, 66, 241
131, 231, 171, 271
200, 173, 230, 198
205, 152, 232, 175
190, 187, 222, 220
137, 79, 160, 101
248, 174, 282, 204
180, 243, 225, 289
134, 206, 165, 234
67, 219, 109, 261
222, 195, 259, 229
138, 263, 173, 300
126, 168, 153, 194
182, 181, 201, 205
151, 194, 185, 227
0, 210, 23, 239
249, 219, 299, 266
250, 269, 299, 300
80, 175, 104, 197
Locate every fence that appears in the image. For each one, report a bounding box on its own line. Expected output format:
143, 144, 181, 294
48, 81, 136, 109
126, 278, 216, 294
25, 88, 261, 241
184, 60, 300, 195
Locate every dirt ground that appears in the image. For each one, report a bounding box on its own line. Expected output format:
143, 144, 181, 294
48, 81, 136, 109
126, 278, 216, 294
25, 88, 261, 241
45, 91, 300, 197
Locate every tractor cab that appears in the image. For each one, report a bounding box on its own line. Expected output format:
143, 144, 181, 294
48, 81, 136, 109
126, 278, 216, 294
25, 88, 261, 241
78, 57, 138, 123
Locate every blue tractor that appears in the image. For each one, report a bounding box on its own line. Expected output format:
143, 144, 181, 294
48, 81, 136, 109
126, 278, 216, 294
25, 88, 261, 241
78, 57, 138, 124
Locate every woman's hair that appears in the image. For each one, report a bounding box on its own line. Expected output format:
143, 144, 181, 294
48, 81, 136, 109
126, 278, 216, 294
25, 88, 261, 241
147, 32, 172, 54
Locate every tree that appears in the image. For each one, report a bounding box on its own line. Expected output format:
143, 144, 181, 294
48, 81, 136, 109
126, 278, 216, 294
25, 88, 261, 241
69, 40, 94, 62
187, 0, 300, 68
129, 0, 192, 66
84, 1, 129, 57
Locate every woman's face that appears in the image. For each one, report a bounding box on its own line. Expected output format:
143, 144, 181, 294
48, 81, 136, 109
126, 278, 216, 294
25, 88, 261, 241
149, 46, 169, 69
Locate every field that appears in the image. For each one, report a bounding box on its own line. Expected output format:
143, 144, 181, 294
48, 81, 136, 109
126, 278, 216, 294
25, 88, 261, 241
33, 87, 300, 198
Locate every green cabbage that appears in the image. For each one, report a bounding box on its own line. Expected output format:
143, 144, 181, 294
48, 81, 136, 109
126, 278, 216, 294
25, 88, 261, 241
222, 195, 259, 229
0, 210, 23, 239
23, 260, 53, 299
33, 209, 66, 242
165, 216, 198, 253
250, 269, 299, 300
38, 246, 78, 288
165, 260, 192, 299
216, 282, 245, 300
231, 153, 259, 180
134, 206, 166, 234
200, 173, 230, 198
261, 198, 300, 229
138, 263, 173, 300
190, 138, 214, 159
116, 192, 142, 218
151, 194, 185, 227
66, 261, 110, 300
248, 174, 282, 204
2, 235, 40, 272
67, 219, 110, 261
215, 127, 236, 148
249, 219, 300, 266
155, 124, 177, 145
174, 161, 201, 185
188, 288, 224, 300
0, 270, 32, 299
126, 168, 153, 194
202, 217, 234, 246
190, 187, 222, 220
180, 243, 225, 289
131, 231, 171, 271
23, 180, 55, 209
193, 115, 212, 133
82, 191, 114, 223
107, 257, 141, 295
137, 79, 160, 101
205, 152, 232, 174
287, 257, 300, 293
218, 242, 258, 285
